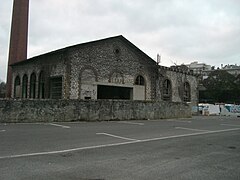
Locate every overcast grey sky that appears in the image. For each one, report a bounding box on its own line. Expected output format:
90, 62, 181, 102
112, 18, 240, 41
1, 0, 240, 82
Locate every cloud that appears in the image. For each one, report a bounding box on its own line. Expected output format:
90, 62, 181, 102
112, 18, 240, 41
0, 0, 240, 81
0, 0, 12, 82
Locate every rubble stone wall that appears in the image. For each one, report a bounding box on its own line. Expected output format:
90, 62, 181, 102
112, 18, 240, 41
0, 99, 191, 123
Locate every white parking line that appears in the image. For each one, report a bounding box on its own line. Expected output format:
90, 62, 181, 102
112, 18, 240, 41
0, 127, 239, 160
96, 133, 139, 141
0, 130, 6, 133
61, 121, 86, 124
48, 123, 70, 129
140, 128, 240, 142
175, 127, 209, 132
167, 119, 192, 123
118, 121, 144, 126
6, 122, 45, 125
221, 124, 240, 127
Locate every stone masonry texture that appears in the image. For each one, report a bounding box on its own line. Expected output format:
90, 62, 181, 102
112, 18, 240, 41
10, 36, 198, 105
7, 36, 197, 122
0, 99, 191, 123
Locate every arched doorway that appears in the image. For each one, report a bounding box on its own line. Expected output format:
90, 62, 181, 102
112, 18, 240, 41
22, 74, 28, 98
30, 73, 36, 98
14, 76, 21, 98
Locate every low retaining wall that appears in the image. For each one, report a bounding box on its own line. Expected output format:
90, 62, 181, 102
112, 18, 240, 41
0, 99, 191, 123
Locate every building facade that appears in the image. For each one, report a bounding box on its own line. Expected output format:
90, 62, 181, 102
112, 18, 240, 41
220, 64, 240, 77
185, 61, 211, 75
10, 36, 198, 105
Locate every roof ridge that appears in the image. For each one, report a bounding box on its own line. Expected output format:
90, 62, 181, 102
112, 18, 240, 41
11, 35, 124, 66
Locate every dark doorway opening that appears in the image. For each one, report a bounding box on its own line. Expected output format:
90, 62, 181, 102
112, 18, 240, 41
97, 85, 132, 100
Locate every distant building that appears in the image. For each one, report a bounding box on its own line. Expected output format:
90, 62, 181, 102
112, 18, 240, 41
221, 64, 240, 77
184, 61, 240, 80
185, 61, 211, 75
201, 64, 240, 80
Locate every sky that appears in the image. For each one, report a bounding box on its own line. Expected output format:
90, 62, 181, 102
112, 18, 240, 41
1, 0, 240, 82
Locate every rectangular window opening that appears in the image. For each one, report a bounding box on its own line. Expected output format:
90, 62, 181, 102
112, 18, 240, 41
50, 77, 63, 99
97, 85, 133, 100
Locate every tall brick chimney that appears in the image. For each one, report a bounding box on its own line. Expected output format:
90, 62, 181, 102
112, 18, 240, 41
6, 0, 29, 98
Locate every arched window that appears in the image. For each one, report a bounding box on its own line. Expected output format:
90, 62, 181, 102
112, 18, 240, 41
162, 79, 172, 101
22, 74, 28, 98
135, 75, 145, 85
38, 71, 45, 99
30, 73, 36, 99
14, 76, 21, 98
183, 82, 191, 102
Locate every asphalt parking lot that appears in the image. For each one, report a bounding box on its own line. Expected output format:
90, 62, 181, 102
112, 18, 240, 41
0, 116, 240, 180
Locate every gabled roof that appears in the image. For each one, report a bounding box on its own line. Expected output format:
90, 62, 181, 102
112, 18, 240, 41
11, 35, 157, 67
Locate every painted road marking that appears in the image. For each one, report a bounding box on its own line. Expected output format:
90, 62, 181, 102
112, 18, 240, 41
13, 122, 45, 125
118, 121, 144, 126
221, 124, 240, 127
48, 123, 70, 129
175, 127, 209, 132
167, 119, 192, 123
0, 130, 6, 133
0, 127, 239, 160
96, 133, 139, 141
61, 122, 86, 124
147, 120, 162, 122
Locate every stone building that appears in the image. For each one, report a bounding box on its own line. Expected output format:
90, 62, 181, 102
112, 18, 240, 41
10, 35, 198, 105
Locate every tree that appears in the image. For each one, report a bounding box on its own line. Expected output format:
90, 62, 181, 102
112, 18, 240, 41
0, 81, 6, 98
201, 70, 240, 103
203, 70, 236, 90
235, 74, 240, 90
